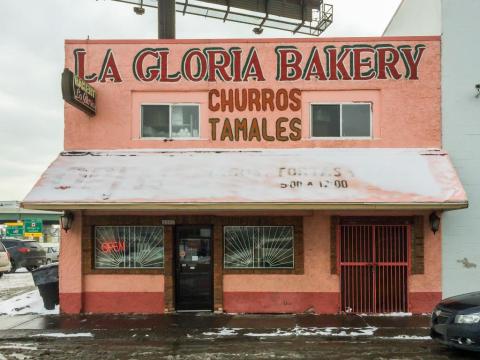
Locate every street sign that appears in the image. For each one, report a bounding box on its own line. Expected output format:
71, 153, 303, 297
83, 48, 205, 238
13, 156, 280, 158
23, 219, 43, 237
5, 222, 24, 237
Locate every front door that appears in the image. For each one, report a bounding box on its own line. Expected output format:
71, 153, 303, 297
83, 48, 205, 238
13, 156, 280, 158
175, 225, 213, 311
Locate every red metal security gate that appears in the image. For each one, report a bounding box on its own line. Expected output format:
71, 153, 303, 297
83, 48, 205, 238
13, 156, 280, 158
338, 224, 411, 313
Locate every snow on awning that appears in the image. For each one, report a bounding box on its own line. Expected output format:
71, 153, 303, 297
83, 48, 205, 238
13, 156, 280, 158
22, 148, 467, 211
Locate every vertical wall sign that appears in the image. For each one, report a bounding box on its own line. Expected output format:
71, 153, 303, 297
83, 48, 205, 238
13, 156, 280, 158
61, 68, 96, 116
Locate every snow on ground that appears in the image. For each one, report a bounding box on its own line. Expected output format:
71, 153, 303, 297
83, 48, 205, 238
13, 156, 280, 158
0, 344, 38, 351
31, 333, 93, 338
0, 289, 58, 316
382, 335, 432, 340
359, 312, 413, 317
0, 270, 34, 292
203, 328, 241, 336
203, 326, 378, 338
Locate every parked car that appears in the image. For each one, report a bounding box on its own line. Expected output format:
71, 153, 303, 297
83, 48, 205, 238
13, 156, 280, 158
431, 292, 480, 352
40, 243, 59, 263
0, 241, 12, 277
1, 238, 46, 273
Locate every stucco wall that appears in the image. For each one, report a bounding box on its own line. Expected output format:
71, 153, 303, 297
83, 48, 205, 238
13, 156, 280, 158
63, 37, 441, 150
441, 0, 480, 297
223, 211, 440, 313
59, 211, 440, 314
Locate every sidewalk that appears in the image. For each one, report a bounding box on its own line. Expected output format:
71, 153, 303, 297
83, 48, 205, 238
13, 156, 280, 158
0, 314, 476, 359
0, 313, 430, 338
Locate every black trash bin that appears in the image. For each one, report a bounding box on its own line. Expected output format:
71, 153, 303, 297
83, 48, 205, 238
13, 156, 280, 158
31, 263, 59, 310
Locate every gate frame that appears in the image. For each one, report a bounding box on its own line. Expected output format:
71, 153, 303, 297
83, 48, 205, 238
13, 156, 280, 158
336, 217, 413, 314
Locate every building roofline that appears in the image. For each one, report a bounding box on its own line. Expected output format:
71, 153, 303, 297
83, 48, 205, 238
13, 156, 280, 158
65, 35, 440, 45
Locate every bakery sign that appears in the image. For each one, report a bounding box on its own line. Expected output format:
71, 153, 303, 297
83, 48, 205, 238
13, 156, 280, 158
73, 44, 427, 84
68, 43, 428, 138
61, 68, 96, 116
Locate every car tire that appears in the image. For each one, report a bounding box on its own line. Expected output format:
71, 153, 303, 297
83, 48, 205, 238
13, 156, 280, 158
0, 273, 3, 278
9, 260, 16, 273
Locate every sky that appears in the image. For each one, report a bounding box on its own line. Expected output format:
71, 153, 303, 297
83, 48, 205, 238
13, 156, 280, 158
0, 0, 401, 200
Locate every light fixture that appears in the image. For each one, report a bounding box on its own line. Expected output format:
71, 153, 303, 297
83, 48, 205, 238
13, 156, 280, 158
133, 0, 145, 15
429, 212, 441, 234
475, 84, 480, 98
253, 27, 264, 35
60, 211, 74, 232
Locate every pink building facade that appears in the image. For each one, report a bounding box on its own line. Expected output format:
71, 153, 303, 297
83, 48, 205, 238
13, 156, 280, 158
24, 37, 467, 314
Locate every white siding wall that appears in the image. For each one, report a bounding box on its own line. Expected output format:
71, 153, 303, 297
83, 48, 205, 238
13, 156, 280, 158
384, 0, 480, 298
441, 0, 480, 297
383, 0, 441, 36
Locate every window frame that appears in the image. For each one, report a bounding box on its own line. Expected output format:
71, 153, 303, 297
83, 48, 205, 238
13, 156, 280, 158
140, 103, 201, 140
309, 102, 372, 140
93, 225, 165, 270
223, 225, 295, 270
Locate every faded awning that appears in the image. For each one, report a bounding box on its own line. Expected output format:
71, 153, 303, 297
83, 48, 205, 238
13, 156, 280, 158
22, 148, 467, 211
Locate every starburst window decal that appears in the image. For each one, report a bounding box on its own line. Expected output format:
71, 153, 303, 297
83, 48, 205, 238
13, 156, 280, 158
224, 226, 294, 269
95, 226, 164, 269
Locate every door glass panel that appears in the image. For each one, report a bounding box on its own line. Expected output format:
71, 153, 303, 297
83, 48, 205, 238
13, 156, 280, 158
178, 238, 211, 272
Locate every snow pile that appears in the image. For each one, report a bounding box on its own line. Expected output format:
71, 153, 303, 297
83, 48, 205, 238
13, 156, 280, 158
31, 333, 93, 338
0, 271, 34, 294
203, 328, 240, 336
0, 289, 58, 316
387, 335, 431, 340
0, 344, 38, 351
359, 312, 413, 317
202, 326, 378, 338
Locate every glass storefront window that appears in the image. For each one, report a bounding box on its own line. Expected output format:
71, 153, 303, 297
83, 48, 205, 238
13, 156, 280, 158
94, 226, 164, 269
224, 226, 294, 269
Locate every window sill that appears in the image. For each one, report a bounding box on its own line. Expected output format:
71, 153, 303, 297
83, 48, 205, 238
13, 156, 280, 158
309, 137, 373, 140
85, 268, 165, 275
136, 137, 205, 141
223, 268, 303, 275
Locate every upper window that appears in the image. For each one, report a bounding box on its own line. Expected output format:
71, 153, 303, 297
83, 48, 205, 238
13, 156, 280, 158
224, 226, 294, 269
311, 103, 371, 138
141, 104, 199, 138
94, 226, 164, 269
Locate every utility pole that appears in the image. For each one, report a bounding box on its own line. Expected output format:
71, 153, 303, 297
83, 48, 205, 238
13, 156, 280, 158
158, 0, 176, 39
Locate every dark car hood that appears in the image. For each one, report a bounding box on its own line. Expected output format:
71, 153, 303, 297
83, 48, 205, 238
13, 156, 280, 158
440, 292, 480, 312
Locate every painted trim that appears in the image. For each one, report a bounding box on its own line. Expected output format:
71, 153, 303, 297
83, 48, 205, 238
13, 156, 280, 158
23, 202, 468, 211
223, 291, 340, 314
82, 292, 165, 314
59, 293, 82, 314
410, 292, 442, 314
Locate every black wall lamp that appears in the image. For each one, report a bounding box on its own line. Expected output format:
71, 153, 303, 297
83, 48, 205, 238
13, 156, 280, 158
60, 211, 74, 232
429, 212, 441, 234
